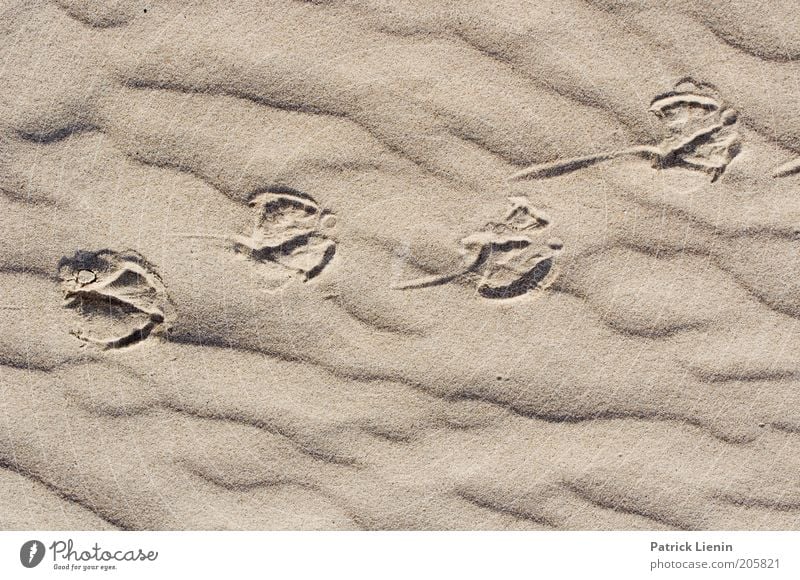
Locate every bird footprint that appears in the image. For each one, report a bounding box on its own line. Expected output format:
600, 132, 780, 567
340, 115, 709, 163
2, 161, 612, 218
58, 249, 171, 349
394, 197, 562, 299
233, 191, 337, 283
172, 190, 337, 291
510, 79, 741, 182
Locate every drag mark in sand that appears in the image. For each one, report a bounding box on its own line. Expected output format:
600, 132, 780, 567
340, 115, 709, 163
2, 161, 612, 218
772, 157, 800, 178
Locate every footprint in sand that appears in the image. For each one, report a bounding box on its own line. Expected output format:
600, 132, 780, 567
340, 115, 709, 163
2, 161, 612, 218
173, 190, 337, 291
58, 250, 171, 349
234, 191, 337, 284
393, 197, 562, 300
510, 79, 741, 182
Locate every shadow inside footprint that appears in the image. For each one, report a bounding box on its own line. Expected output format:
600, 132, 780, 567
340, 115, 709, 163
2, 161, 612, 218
478, 256, 555, 299
58, 249, 170, 349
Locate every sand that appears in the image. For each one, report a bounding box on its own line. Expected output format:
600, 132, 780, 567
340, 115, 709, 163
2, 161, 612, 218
1, 0, 799, 530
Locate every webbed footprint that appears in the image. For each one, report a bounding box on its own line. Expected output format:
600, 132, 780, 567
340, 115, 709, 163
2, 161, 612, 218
393, 197, 562, 299
170, 191, 336, 291
510, 79, 741, 182
58, 250, 171, 349
475, 238, 562, 299
233, 191, 337, 288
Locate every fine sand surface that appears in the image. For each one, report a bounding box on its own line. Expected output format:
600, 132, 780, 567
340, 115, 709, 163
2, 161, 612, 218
1, 0, 800, 530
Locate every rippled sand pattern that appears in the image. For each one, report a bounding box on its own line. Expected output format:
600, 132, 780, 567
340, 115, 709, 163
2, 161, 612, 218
1, 0, 799, 530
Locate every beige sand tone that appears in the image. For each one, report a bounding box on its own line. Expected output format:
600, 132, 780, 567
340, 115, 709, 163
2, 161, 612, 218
1, 0, 799, 530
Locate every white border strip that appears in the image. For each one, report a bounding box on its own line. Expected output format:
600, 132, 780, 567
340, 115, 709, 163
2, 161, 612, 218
1, 531, 798, 579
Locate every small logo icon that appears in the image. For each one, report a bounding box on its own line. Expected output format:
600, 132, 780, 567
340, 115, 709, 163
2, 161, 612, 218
20, 540, 45, 568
